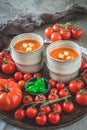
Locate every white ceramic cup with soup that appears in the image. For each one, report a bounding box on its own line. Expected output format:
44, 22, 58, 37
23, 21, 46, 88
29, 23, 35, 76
10, 33, 44, 73
46, 40, 82, 83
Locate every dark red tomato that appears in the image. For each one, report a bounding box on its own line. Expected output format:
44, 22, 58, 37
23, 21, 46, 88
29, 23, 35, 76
44, 27, 54, 38
33, 73, 42, 78
56, 82, 66, 91
23, 73, 32, 81
80, 59, 87, 71
71, 28, 83, 39
14, 108, 26, 120
59, 88, 69, 98
14, 72, 23, 81
49, 79, 56, 87
53, 23, 61, 31
50, 32, 62, 42
8, 77, 15, 82
52, 103, 62, 114
67, 22, 74, 30
50, 88, 58, 95
3, 54, 12, 61
34, 94, 47, 102
22, 95, 33, 104
26, 106, 38, 118
48, 93, 58, 100
48, 112, 60, 124
40, 105, 51, 114
60, 29, 71, 40
2, 60, 16, 74
62, 101, 74, 113
0, 56, 3, 69
75, 89, 87, 106
0, 51, 8, 58
35, 114, 47, 125
68, 79, 85, 94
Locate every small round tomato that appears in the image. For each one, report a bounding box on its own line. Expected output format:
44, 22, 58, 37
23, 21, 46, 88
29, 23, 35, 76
48, 93, 58, 100
62, 101, 74, 113
3, 54, 12, 61
14, 72, 23, 81
68, 79, 85, 94
0, 56, 3, 69
0, 51, 8, 58
40, 105, 51, 114
52, 103, 62, 114
2, 60, 16, 74
59, 88, 69, 98
23, 73, 32, 81
60, 29, 71, 40
22, 95, 33, 104
80, 59, 87, 71
34, 94, 46, 102
50, 32, 62, 42
71, 27, 83, 39
48, 112, 60, 124
49, 79, 56, 87
26, 106, 38, 118
33, 73, 42, 78
56, 82, 65, 90
50, 88, 58, 95
35, 113, 47, 125
75, 89, 87, 106
44, 27, 54, 38
8, 77, 15, 82
14, 108, 26, 120
53, 23, 61, 31
18, 80, 25, 89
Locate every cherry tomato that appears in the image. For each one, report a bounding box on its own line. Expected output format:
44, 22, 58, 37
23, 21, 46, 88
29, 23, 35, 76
34, 94, 46, 102
14, 108, 26, 120
68, 79, 85, 94
3, 54, 12, 61
62, 101, 74, 113
33, 73, 42, 78
44, 27, 53, 38
40, 105, 51, 114
8, 77, 15, 82
71, 27, 83, 39
26, 106, 38, 118
75, 89, 87, 106
53, 23, 61, 31
48, 93, 58, 100
49, 79, 56, 87
14, 72, 23, 81
35, 113, 47, 125
50, 32, 62, 42
2, 60, 16, 74
18, 80, 25, 89
59, 88, 69, 98
0, 51, 8, 58
23, 73, 32, 81
80, 59, 87, 71
50, 88, 58, 95
60, 29, 71, 40
67, 22, 74, 30
48, 112, 60, 124
0, 56, 3, 69
52, 103, 62, 114
56, 82, 65, 90
22, 95, 33, 104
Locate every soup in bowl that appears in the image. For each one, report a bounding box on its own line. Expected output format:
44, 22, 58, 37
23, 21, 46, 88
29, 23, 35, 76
46, 40, 82, 82
10, 33, 44, 73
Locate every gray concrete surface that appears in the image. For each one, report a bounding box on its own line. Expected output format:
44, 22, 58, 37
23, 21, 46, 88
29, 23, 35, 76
0, 0, 87, 130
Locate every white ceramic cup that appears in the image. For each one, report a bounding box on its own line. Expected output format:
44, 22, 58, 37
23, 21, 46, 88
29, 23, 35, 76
46, 40, 82, 82
10, 33, 44, 73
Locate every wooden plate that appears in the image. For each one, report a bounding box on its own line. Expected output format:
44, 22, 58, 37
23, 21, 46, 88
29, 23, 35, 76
0, 44, 87, 130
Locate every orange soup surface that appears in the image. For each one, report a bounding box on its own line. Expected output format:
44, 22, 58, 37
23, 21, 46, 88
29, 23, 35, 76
14, 39, 41, 52
49, 47, 79, 61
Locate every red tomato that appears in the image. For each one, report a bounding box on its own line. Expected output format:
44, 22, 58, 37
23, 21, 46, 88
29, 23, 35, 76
2, 60, 16, 74
60, 29, 71, 40
22, 95, 33, 104
23, 73, 32, 81
33, 73, 42, 78
40, 105, 51, 114
56, 82, 65, 90
50, 32, 62, 42
48, 112, 60, 124
68, 79, 85, 94
14, 72, 23, 81
26, 106, 38, 118
0, 56, 3, 69
59, 88, 69, 98
0, 51, 8, 58
53, 23, 61, 31
34, 94, 46, 102
71, 28, 83, 39
50, 88, 58, 95
3, 54, 12, 61
8, 77, 15, 82
14, 108, 25, 120
44, 27, 53, 38
18, 80, 25, 89
75, 89, 87, 106
80, 59, 87, 71
35, 114, 47, 125
48, 93, 58, 100
49, 79, 56, 87
52, 103, 62, 114
62, 101, 74, 113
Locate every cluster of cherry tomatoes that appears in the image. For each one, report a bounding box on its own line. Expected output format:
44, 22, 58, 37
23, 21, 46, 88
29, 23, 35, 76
44, 22, 83, 42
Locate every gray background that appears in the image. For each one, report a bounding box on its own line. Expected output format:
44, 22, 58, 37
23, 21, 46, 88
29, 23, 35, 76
0, 0, 87, 130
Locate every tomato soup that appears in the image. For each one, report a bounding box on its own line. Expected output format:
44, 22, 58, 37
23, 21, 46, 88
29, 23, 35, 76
14, 39, 41, 52
49, 47, 79, 61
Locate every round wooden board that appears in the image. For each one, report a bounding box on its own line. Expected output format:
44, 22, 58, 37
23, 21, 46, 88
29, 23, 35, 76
0, 43, 87, 130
